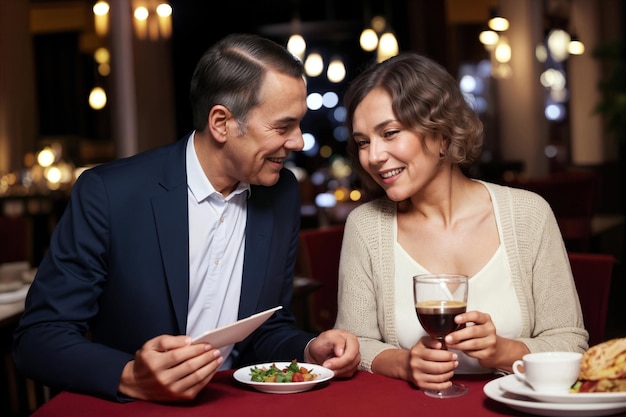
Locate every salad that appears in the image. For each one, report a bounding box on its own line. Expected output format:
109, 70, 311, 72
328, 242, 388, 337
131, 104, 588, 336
249, 360, 318, 383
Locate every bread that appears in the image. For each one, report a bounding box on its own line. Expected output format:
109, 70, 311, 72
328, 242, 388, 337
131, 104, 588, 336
579, 338, 626, 381
592, 379, 626, 392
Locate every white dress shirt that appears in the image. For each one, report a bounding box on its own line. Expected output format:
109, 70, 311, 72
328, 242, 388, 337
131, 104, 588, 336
185, 133, 249, 369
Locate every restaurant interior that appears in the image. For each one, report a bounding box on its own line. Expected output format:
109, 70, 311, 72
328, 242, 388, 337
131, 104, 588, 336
1, 0, 625, 415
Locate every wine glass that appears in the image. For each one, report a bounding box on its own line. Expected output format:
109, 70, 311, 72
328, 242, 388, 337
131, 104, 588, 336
413, 273, 469, 399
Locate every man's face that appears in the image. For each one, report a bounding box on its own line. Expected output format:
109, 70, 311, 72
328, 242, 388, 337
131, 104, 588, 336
224, 70, 307, 187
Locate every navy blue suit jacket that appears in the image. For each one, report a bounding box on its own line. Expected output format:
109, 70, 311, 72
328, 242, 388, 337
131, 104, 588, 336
13, 135, 314, 400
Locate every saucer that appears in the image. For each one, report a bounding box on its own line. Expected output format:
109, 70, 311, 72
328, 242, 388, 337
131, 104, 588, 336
484, 376, 626, 417
499, 374, 626, 403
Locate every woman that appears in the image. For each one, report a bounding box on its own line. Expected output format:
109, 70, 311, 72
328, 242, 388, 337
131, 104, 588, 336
335, 52, 588, 392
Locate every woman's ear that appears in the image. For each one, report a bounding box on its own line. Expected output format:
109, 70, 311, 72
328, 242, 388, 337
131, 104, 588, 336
439, 135, 450, 157
208, 105, 231, 143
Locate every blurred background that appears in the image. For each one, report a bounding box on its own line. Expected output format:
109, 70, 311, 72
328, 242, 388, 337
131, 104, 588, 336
1, 0, 624, 259
1, 0, 624, 307
2, 0, 625, 322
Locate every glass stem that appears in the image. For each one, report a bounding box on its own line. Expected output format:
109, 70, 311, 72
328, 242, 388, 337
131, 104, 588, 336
438, 338, 447, 350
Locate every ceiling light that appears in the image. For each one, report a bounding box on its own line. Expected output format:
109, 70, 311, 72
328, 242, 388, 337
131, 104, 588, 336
488, 16, 509, 32
377, 32, 398, 63
327, 58, 346, 83
547, 29, 571, 62
479, 30, 499, 47
304, 53, 324, 77
494, 38, 512, 63
360, 28, 378, 52
568, 35, 585, 55
287, 34, 306, 60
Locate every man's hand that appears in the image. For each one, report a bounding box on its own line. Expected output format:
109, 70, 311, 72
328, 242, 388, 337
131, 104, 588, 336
305, 329, 360, 378
118, 334, 223, 402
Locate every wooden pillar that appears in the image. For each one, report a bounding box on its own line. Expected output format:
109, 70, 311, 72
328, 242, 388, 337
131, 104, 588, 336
569, 0, 621, 166
109, 0, 176, 157
109, 0, 138, 158
496, 0, 549, 178
0, 0, 37, 174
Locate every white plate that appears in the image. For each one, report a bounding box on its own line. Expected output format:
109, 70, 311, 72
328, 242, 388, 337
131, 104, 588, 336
499, 374, 626, 403
233, 362, 334, 394
484, 376, 626, 417
0, 284, 29, 304
191, 306, 282, 348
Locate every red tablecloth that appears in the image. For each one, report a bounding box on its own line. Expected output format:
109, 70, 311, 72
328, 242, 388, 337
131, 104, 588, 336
29, 370, 626, 417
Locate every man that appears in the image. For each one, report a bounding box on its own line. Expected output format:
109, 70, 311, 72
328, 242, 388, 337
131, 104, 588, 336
13, 33, 359, 403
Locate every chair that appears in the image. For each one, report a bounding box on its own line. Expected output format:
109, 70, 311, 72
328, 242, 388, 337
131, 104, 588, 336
0, 216, 36, 416
508, 172, 599, 252
568, 252, 616, 346
296, 225, 345, 332
0, 216, 30, 264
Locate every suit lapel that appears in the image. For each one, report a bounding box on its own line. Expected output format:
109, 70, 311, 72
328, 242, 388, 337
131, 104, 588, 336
239, 188, 273, 319
152, 138, 190, 334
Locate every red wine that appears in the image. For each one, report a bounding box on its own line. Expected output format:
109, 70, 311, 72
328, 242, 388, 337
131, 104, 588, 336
415, 300, 467, 340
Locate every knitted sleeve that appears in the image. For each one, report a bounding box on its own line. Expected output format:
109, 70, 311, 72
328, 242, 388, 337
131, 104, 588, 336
489, 183, 588, 353
335, 199, 399, 372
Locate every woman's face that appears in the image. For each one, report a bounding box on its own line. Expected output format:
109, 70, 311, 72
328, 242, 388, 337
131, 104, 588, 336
351, 88, 444, 202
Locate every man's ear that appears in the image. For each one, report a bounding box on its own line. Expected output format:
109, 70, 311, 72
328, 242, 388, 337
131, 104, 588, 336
208, 105, 232, 144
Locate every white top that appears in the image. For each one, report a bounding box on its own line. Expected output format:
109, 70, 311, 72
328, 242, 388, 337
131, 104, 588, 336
185, 133, 249, 368
393, 187, 522, 373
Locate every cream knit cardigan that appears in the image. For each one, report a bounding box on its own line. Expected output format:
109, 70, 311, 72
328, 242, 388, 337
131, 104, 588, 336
335, 181, 589, 373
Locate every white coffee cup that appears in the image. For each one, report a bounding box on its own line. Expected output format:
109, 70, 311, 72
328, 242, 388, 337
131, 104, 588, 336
512, 351, 582, 392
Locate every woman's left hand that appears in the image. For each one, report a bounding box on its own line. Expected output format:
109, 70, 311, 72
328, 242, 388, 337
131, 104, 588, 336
443, 310, 498, 368
444, 310, 530, 371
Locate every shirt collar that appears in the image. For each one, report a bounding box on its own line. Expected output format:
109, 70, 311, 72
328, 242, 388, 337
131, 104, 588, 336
186, 131, 251, 203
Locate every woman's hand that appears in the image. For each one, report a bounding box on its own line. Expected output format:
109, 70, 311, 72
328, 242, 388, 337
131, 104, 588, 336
444, 310, 529, 371
444, 310, 497, 366
408, 337, 459, 391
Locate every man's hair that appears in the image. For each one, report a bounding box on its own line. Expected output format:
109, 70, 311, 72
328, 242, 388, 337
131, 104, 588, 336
190, 33, 305, 132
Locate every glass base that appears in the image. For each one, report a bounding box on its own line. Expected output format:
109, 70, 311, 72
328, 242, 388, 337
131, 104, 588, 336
423, 382, 468, 399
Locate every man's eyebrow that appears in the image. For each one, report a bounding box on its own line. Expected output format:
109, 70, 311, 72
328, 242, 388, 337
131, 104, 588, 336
276, 116, 301, 124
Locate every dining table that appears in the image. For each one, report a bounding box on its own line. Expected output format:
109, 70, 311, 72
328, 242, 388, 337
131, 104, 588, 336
28, 369, 626, 417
